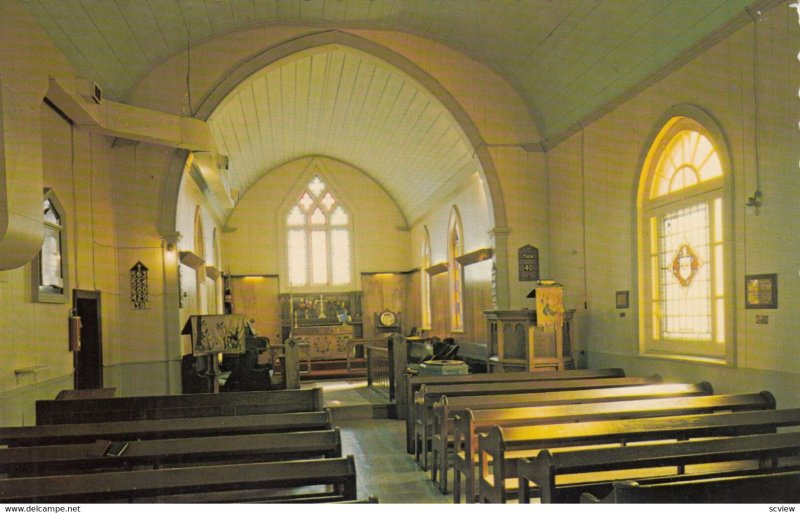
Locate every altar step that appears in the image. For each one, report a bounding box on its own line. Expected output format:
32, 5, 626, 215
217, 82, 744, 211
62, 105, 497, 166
300, 358, 367, 380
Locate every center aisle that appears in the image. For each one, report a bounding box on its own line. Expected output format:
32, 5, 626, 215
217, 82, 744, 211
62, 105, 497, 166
338, 418, 451, 504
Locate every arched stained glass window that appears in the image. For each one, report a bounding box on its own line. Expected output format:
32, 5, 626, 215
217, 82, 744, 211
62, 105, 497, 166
421, 227, 432, 330
287, 175, 352, 287
638, 115, 732, 362
448, 207, 464, 332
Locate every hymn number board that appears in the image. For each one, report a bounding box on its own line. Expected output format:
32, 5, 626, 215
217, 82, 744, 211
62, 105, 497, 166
518, 245, 539, 281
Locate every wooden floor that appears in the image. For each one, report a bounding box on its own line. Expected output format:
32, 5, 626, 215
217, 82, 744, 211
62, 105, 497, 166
338, 418, 450, 503
316, 379, 450, 503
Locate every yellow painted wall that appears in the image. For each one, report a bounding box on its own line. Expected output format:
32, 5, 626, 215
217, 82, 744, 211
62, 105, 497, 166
546, 8, 799, 405
223, 156, 410, 284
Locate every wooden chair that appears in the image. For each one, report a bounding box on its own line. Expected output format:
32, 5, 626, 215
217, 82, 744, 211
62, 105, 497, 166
517, 431, 800, 504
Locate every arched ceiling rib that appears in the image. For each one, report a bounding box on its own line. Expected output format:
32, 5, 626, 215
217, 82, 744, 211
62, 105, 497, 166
21, 0, 763, 142
207, 45, 481, 221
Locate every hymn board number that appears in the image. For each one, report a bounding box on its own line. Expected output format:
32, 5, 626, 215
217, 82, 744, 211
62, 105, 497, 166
518, 245, 539, 281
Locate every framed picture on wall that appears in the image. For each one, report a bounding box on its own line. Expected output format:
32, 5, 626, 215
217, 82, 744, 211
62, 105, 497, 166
745, 274, 777, 309
615, 290, 629, 309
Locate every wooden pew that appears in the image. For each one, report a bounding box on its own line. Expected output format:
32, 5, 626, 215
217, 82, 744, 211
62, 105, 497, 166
0, 455, 358, 503
580, 470, 800, 503
466, 392, 780, 503
431, 381, 712, 495
402, 368, 625, 450
478, 392, 775, 502
413, 375, 661, 469
35, 388, 324, 425
517, 431, 800, 504
0, 409, 333, 447
55, 388, 116, 400
0, 429, 342, 476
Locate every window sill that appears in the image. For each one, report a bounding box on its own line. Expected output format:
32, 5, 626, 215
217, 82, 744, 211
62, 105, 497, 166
33, 292, 68, 304
637, 351, 732, 367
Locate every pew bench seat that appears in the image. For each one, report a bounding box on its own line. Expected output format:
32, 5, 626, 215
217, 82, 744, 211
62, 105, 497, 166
430, 381, 711, 494
517, 431, 800, 503
457, 392, 779, 503
474, 400, 791, 503
0, 410, 333, 447
0, 429, 342, 476
580, 470, 800, 503
0, 456, 357, 503
413, 375, 661, 470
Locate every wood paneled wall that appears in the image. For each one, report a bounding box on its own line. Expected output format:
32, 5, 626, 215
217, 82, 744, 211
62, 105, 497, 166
229, 276, 282, 343
361, 273, 409, 337
426, 262, 491, 344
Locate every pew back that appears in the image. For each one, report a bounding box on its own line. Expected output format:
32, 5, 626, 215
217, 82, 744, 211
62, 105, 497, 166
402, 368, 625, 450
413, 375, 661, 468
581, 470, 800, 503
0, 455, 358, 503
433, 381, 712, 497
1, 410, 333, 447
471, 392, 779, 503
519, 431, 800, 503
0, 429, 343, 476
35, 388, 324, 425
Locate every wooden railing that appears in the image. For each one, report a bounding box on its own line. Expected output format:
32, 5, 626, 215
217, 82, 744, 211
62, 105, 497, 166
366, 345, 390, 396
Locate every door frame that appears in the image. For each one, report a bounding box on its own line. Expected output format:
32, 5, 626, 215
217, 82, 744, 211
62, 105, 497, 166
72, 289, 103, 389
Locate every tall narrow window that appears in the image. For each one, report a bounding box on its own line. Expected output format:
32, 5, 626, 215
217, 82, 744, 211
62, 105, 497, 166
33, 189, 68, 303
638, 116, 731, 362
287, 175, 352, 287
448, 207, 464, 332
421, 227, 432, 330
194, 206, 208, 313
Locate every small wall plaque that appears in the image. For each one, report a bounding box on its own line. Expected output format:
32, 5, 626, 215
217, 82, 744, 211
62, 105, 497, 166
130, 261, 149, 310
615, 290, 629, 309
518, 245, 539, 281
745, 273, 777, 309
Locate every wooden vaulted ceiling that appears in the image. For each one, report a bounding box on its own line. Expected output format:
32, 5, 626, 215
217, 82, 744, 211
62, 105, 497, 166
207, 45, 480, 219
22, 0, 769, 220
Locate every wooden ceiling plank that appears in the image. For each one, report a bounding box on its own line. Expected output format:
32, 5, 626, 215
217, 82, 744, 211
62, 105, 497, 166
203, 0, 237, 35
80, 0, 149, 78
229, 0, 257, 27
321, 0, 348, 23
39, 0, 132, 98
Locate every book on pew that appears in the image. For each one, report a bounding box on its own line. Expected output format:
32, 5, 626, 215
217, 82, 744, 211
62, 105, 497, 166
104, 441, 129, 457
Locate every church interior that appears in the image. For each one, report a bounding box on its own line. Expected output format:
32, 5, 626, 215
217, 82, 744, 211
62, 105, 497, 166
0, 0, 798, 504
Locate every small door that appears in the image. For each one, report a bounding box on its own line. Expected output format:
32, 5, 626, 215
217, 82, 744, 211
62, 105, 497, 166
73, 290, 103, 389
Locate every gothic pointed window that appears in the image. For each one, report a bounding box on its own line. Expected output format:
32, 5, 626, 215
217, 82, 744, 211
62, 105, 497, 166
287, 175, 352, 287
33, 188, 68, 303
638, 115, 731, 362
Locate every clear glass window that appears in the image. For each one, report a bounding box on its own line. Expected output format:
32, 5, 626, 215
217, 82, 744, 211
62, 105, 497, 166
287, 176, 351, 287
34, 190, 68, 303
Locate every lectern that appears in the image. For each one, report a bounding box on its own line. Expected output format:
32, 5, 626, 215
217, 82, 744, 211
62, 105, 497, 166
485, 284, 574, 372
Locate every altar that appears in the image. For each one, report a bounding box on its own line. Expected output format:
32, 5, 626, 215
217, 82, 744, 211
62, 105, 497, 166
292, 324, 354, 360
279, 292, 364, 365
